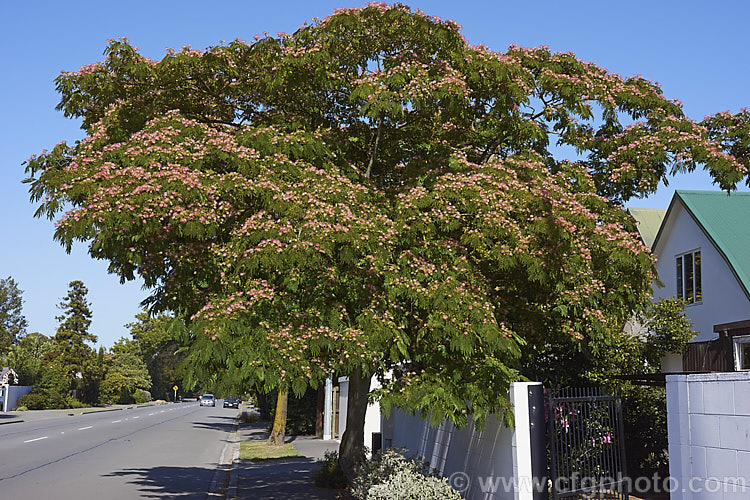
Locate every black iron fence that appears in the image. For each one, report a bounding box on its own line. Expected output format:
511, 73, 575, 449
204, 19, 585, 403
547, 387, 629, 500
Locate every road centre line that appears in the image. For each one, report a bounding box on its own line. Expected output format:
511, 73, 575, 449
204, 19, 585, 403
77, 426, 93, 431
24, 436, 48, 443
111, 420, 122, 423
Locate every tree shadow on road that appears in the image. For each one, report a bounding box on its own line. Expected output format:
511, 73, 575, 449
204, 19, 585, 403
105, 465, 223, 499
191, 414, 236, 433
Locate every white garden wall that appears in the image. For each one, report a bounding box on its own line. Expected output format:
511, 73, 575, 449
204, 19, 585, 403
0, 385, 32, 411
667, 372, 750, 499
381, 382, 542, 500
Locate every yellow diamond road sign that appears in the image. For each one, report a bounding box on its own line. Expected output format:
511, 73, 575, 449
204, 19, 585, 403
173, 385, 178, 391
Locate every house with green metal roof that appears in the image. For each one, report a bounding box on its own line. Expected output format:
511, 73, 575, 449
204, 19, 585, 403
652, 190, 750, 371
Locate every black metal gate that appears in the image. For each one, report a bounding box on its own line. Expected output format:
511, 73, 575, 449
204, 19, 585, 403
547, 387, 629, 500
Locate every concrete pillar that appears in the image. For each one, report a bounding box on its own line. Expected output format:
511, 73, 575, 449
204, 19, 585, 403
510, 381, 542, 500
337, 376, 349, 437
666, 374, 692, 500
323, 377, 333, 440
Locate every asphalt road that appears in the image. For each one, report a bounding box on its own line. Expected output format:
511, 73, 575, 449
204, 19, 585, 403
0, 402, 238, 499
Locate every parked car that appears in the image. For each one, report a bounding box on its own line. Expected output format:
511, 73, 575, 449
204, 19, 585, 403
199, 394, 215, 407
223, 396, 239, 408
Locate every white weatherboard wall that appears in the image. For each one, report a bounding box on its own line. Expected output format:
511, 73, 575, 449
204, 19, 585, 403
382, 382, 540, 500
666, 372, 750, 499
653, 202, 750, 342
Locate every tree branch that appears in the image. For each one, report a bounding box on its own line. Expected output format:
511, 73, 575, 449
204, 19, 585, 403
365, 118, 383, 180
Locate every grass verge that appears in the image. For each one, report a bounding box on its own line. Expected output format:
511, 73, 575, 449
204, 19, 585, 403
239, 441, 303, 461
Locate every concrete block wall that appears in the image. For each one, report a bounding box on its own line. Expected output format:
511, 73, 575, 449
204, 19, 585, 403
381, 382, 541, 500
667, 372, 750, 500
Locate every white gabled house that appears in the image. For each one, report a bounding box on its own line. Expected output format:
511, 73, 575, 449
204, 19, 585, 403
649, 190, 750, 371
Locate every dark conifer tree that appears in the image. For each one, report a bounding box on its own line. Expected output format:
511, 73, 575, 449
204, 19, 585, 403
53, 280, 97, 399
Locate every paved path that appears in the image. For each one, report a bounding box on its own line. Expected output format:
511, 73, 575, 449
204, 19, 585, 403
227, 422, 342, 499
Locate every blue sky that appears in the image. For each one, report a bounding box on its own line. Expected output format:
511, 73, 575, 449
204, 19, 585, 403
2, 1, 749, 348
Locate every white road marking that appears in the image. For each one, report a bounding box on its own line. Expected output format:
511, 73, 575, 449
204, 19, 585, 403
148, 413, 155, 416
111, 420, 122, 423
133, 416, 140, 419
77, 426, 92, 431
24, 436, 48, 443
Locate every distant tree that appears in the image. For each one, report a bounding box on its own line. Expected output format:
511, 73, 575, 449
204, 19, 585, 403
6, 332, 53, 385
38, 358, 71, 395
113, 311, 185, 400
81, 346, 106, 403
50, 280, 97, 400
99, 351, 152, 404
0, 276, 28, 354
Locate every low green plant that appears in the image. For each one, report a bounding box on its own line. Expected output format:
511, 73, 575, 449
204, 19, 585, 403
17, 392, 46, 410
132, 389, 151, 404
351, 449, 460, 500
18, 388, 68, 409
65, 396, 87, 409
367, 469, 462, 499
351, 448, 425, 498
313, 450, 349, 489
46, 389, 67, 409
15, 405, 28, 411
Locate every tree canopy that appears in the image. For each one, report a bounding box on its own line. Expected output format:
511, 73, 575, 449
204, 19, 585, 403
99, 351, 152, 404
50, 280, 98, 399
6, 332, 53, 385
0, 276, 28, 354
113, 311, 184, 400
24, 2, 750, 443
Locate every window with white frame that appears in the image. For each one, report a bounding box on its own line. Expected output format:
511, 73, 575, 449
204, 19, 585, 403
676, 250, 702, 303
733, 335, 750, 371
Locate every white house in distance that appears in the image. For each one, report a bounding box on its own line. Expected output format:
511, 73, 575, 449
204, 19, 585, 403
647, 190, 750, 372
0, 367, 32, 412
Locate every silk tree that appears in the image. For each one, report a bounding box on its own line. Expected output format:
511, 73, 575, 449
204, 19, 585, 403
25, 3, 750, 480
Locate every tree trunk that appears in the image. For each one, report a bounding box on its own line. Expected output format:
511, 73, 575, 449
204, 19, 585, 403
267, 391, 288, 445
338, 366, 371, 484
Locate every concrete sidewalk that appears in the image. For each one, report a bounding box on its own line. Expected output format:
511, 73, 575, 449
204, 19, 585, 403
227, 422, 342, 499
